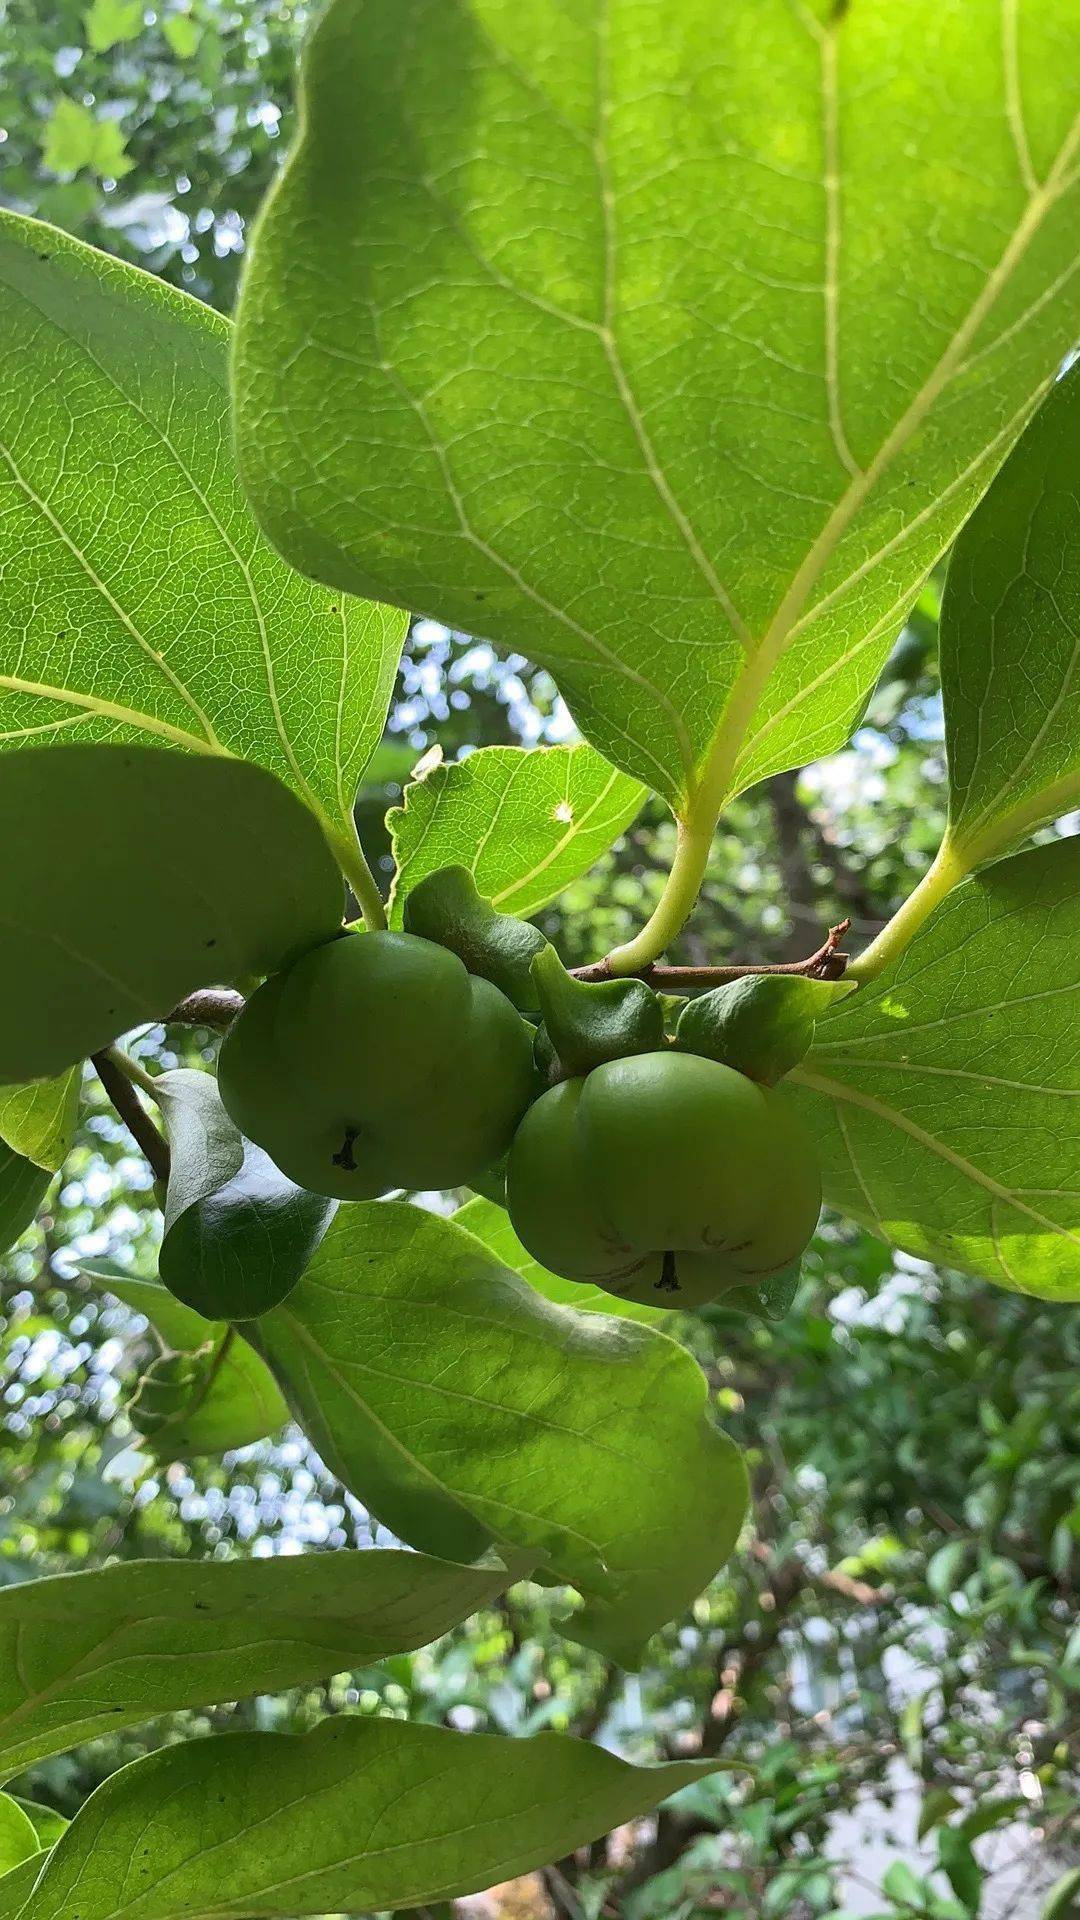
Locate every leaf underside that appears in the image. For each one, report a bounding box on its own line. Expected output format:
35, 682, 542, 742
791, 836, 1080, 1300
234, 0, 1080, 813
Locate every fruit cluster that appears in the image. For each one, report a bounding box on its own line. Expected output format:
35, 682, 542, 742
218, 875, 822, 1312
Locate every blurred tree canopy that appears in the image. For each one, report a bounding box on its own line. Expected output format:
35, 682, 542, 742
0, 6, 1076, 1918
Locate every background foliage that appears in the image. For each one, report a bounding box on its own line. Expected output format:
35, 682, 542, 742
0, 3, 1076, 1917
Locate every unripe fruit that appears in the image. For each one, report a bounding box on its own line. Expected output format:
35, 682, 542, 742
218, 931, 535, 1199
506, 1051, 820, 1309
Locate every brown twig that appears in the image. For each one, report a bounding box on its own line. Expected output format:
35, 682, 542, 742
571, 920, 852, 989
165, 988, 245, 1029
92, 1049, 171, 1183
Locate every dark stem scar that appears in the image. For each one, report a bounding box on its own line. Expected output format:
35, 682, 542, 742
332, 1126, 361, 1172
657, 1249, 681, 1293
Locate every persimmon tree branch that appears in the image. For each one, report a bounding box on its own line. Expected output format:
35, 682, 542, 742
570, 919, 851, 988
92, 1046, 171, 1183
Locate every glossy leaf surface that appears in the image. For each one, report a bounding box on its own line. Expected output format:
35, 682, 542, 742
255, 1202, 746, 1662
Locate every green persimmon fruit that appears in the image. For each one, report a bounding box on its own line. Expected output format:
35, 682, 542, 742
218, 931, 535, 1199
506, 1052, 820, 1309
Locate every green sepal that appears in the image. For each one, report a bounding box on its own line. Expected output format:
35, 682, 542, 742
676, 975, 850, 1084
402, 865, 549, 1011
531, 946, 665, 1080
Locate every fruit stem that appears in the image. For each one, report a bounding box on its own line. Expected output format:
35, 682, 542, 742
328, 823, 388, 932
92, 1047, 171, 1184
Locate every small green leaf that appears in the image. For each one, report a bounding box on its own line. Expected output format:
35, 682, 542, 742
155, 1068, 334, 1319
402, 864, 550, 1010
0, 745, 343, 1081
234, 0, 1080, 812
162, 12, 200, 57
17, 1719, 728, 1920
0, 212, 407, 876
937, 1827, 982, 1914
0, 1550, 511, 1776
882, 1861, 931, 1910
791, 836, 1080, 1300
941, 366, 1080, 866
454, 1194, 667, 1325
390, 744, 644, 920
79, 1260, 289, 1457
254, 1202, 748, 1665
676, 976, 849, 1084
532, 944, 664, 1078
0, 1796, 37, 1874
40, 99, 133, 180
83, 0, 144, 52
0, 1069, 81, 1171
0, 1146, 50, 1260
917, 1789, 961, 1841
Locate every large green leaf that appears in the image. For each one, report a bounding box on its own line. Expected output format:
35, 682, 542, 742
940, 364, 1080, 863
156, 1069, 335, 1320
454, 1195, 665, 1325
0, 1148, 50, 1260
389, 744, 644, 920
0, 1069, 80, 1171
255, 1202, 747, 1664
0, 745, 343, 1081
0, 1549, 511, 1778
18, 1719, 723, 1919
0, 211, 407, 883
790, 837, 1080, 1300
81, 1261, 290, 1456
234, 0, 1080, 817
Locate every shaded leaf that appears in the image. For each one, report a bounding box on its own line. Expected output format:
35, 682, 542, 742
254, 1202, 747, 1663
0, 1549, 511, 1776
0, 745, 343, 1081
156, 1068, 334, 1319
937, 1826, 982, 1914
80, 1259, 289, 1457
390, 744, 644, 919
234, 0, 1080, 812
0, 211, 407, 876
0, 1796, 37, 1873
0, 1069, 81, 1171
19, 1719, 726, 1919
0, 1860, 41, 1920
791, 837, 1080, 1299
7, 1805, 66, 1850
941, 366, 1080, 864
0, 1147, 50, 1260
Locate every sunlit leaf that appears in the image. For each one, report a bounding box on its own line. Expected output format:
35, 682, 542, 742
940, 364, 1080, 864
389, 744, 644, 920
0, 211, 407, 880
0, 1068, 81, 1171
234, 0, 1080, 813
791, 837, 1080, 1300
